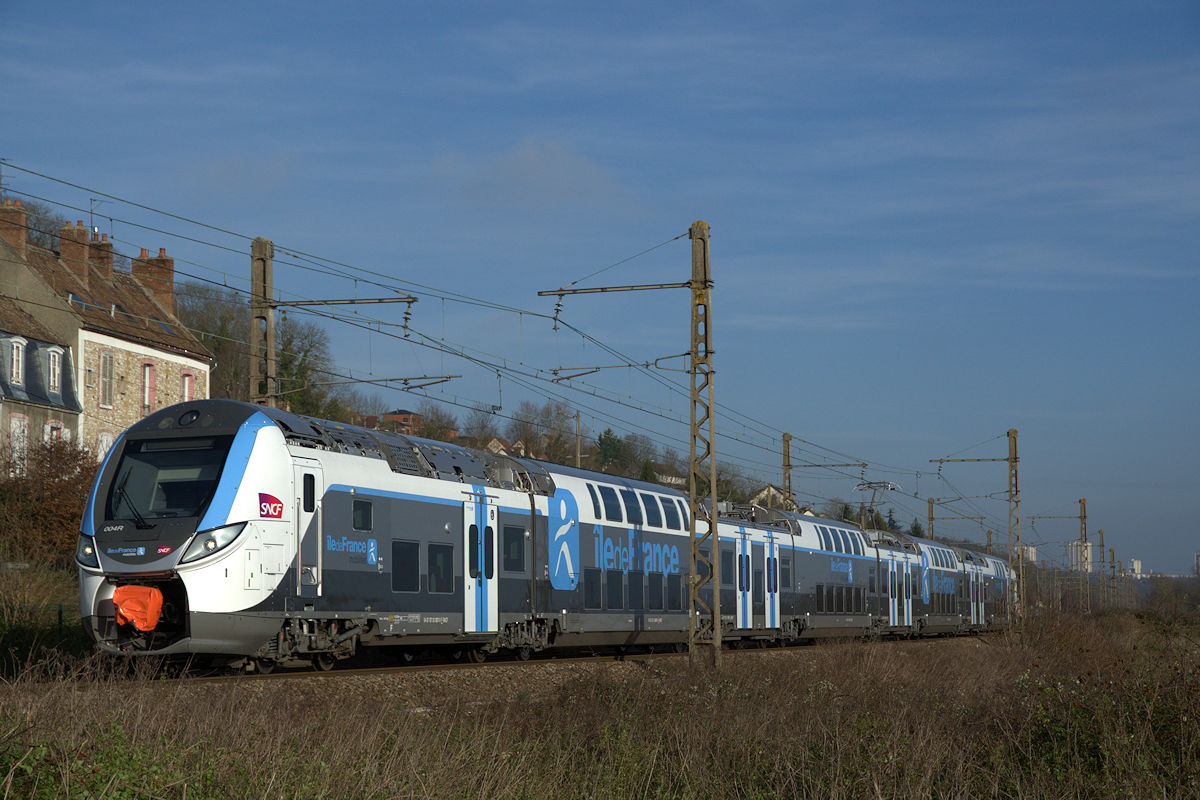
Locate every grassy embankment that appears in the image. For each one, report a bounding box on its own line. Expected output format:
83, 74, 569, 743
1, 568, 1197, 799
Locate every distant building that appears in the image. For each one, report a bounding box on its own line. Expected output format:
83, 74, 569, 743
1067, 540, 1094, 572
749, 483, 798, 511
1129, 559, 1142, 577
379, 408, 421, 435
0, 200, 213, 458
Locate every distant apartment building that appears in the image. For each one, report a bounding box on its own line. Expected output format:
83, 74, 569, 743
1067, 540, 1094, 573
0, 199, 213, 458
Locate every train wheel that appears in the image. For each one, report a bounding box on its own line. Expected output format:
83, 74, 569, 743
516, 646, 532, 661
468, 648, 487, 664
313, 653, 335, 671
254, 658, 276, 675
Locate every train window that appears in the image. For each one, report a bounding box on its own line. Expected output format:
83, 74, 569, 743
648, 572, 664, 610
817, 528, 829, 551
676, 499, 690, 529
869, 573, 876, 593
502, 526, 525, 572
584, 568, 602, 609
484, 526, 495, 580
815, 583, 824, 612
428, 544, 453, 593
606, 570, 624, 610
721, 547, 735, 586
825, 585, 834, 613
620, 489, 642, 526
836, 530, 849, 554
697, 547, 711, 580
628, 570, 644, 610
781, 556, 792, 591
598, 486, 622, 522
352, 499, 373, 532
391, 540, 419, 593
852, 534, 863, 556
639, 493, 662, 528
667, 573, 682, 611
661, 498, 680, 530
754, 568, 763, 600
468, 525, 479, 579
303, 474, 315, 513
586, 484, 602, 519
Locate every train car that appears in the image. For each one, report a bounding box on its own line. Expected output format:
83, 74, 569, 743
77, 399, 1011, 670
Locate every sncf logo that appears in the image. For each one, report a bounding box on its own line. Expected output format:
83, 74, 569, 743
259, 493, 284, 519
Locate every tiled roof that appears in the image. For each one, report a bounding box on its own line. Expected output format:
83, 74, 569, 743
20, 245, 212, 362
0, 296, 61, 344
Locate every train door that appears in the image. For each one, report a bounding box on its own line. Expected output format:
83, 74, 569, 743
463, 492, 498, 634
765, 536, 779, 630
887, 558, 898, 627
902, 562, 913, 626
970, 570, 983, 625
294, 463, 323, 600
736, 529, 751, 630
751, 541, 765, 628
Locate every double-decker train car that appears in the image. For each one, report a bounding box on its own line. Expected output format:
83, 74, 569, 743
77, 400, 1012, 670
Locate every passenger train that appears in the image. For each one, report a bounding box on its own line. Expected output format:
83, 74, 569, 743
77, 400, 1013, 670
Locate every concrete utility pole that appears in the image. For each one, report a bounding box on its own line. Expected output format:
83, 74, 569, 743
1079, 498, 1089, 613
929, 428, 1021, 621
540, 222, 720, 667
575, 410, 581, 468
250, 237, 277, 406
928, 498, 936, 541
782, 432, 792, 508
1097, 528, 1105, 607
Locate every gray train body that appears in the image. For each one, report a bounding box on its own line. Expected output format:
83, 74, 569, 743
77, 400, 1013, 668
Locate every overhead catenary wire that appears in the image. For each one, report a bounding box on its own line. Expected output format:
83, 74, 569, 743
3, 165, 1011, 525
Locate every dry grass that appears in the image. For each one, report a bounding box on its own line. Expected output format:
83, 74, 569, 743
1, 611, 1197, 799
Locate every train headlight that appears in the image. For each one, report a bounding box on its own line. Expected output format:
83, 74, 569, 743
76, 535, 99, 568
180, 522, 247, 564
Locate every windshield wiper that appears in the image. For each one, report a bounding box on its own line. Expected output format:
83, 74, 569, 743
115, 480, 155, 530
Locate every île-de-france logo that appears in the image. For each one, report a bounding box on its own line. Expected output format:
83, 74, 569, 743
259, 493, 284, 519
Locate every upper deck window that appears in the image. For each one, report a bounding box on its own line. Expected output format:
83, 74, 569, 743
597, 485, 622, 522
105, 436, 232, 521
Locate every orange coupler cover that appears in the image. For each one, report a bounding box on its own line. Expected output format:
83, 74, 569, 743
112, 586, 164, 632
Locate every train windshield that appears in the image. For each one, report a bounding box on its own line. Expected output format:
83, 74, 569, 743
105, 436, 233, 522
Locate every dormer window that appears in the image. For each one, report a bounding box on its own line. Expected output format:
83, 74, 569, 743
47, 348, 62, 394
8, 338, 26, 385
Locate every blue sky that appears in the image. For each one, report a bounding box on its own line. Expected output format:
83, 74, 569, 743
3, 2, 1197, 573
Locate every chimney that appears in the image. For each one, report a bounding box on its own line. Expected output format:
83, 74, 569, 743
59, 220, 91, 288
0, 199, 27, 256
90, 232, 114, 280
132, 246, 176, 314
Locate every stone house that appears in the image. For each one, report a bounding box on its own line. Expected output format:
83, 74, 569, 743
0, 198, 213, 458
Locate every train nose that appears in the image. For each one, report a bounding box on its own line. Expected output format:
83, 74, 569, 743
112, 585, 165, 631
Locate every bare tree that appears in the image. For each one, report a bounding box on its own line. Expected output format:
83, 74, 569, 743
415, 399, 458, 442
460, 406, 500, 447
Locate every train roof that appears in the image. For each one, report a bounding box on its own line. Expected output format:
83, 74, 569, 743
535, 461, 688, 497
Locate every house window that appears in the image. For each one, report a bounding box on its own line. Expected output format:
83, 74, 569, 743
141, 362, 155, 416
48, 349, 62, 394
45, 420, 65, 441
8, 415, 28, 475
181, 372, 194, 402
9, 340, 24, 385
99, 351, 115, 408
